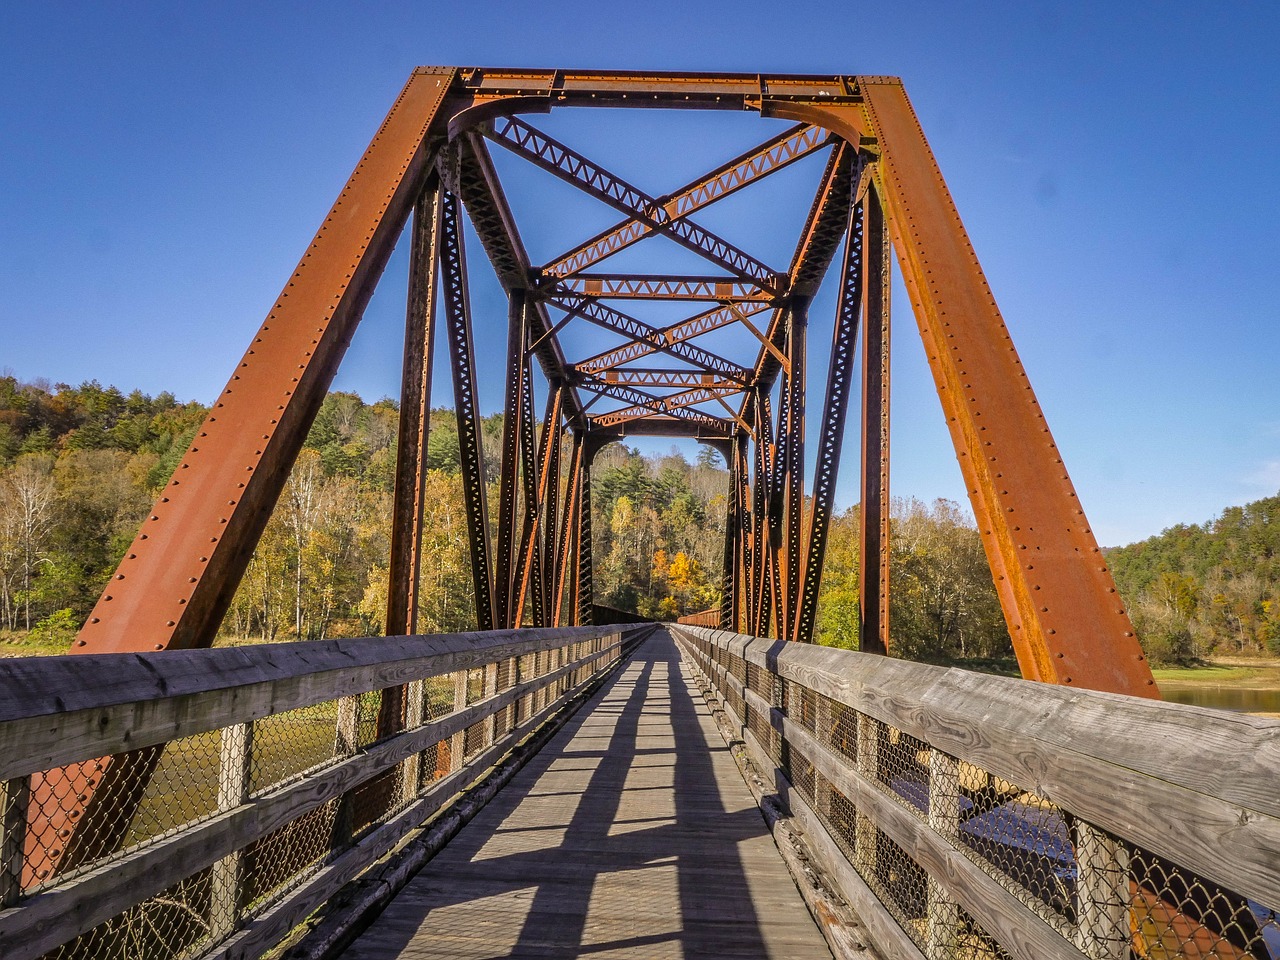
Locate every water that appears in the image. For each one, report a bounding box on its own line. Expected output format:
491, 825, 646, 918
1160, 685, 1280, 714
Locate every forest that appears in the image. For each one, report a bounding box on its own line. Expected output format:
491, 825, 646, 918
8, 374, 1270, 667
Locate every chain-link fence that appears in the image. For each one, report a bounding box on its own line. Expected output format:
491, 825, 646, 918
674, 625, 1280, 960
0, 625, 644, 960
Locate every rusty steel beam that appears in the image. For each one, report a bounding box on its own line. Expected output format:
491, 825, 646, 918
737, 143, 854, 434
386, 184, 442, 638
553, 436, 582, 627
574, 300, 770, 376
553, 293, 750, 381
75, 67, 454, 654
539, 396, 564, 622
778, 78, 1156, 695
488, 116, 783, 292
576, 443, 595, 625
31, 69, 460, 891
511, 326, 540, 627
859, 187, 892, 656
439, 189, 496, 631
459, 68, 859, 110
556, 275, 770, 302
544, 123, 829, 279
585, 417, 733, 445
516, 385, 563, 626
494, 291, 529, 629
780, 301, 808, 640
575, 369, 740, 389
453, 134, 586, 430
795, 190, 864, 645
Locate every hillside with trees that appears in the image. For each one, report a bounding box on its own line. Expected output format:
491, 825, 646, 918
35, 373, 1273, 671
1106, 495, 1280, 663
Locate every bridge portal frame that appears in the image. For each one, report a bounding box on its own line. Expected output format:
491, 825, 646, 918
38, 68, 1158, 888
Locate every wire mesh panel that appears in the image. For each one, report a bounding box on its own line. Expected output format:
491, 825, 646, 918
250, 700, 340, 792
46, 870, 214, 960
1129, 844, 1279, 960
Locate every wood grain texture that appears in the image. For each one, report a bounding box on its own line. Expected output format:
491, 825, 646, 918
0, 626, 630, 781
344, 630, 833, 959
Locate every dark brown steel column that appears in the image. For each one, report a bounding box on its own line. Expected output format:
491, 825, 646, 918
720, 439, 741, 630
781, 300, 808, 640
386, 184, 442, 638
858, 187, 891, 655
494, 290, 529, 629
796, 193, 864, 645
439, 189, 496, 631
575, 441, 595, 625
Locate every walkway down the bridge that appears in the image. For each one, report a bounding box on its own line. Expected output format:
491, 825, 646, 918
346, 629, 833, 959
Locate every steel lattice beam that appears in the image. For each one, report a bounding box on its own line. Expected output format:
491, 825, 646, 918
543, 123, 829, 279
439, 189, 496, 631
489, 116, 783, 292
556, 275, 770, 302
794, 190, 865, 644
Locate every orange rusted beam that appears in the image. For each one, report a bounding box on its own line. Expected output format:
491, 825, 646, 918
784, 79, 1157, 697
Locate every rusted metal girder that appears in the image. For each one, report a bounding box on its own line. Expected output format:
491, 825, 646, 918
543, 122, 829, 279
489, 116, 783, 292
776, 78, 1156, 696
386, 184, 442, 638
557, 275, 770, 302
574, 300, 770, 376
858, 185, 892, 655
439, 188, 496, 631
794, 189, 865, 645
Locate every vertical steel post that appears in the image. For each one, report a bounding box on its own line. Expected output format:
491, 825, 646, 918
859, 187, 891, 655
795, 192, 863, 644
439, 190, 495, 631
554, 436, 582, 627
576, 441, 595, 625
386, 184, 441, 638
494, 290, 529, 629
782, 299, 808, 640
720, 440, 741, 631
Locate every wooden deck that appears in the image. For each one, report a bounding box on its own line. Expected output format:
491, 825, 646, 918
345, 628, 832, 959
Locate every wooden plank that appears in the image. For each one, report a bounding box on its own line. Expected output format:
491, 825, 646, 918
343, 631, 831, 960
0, 641, 621, 960
0, 625, 631, 781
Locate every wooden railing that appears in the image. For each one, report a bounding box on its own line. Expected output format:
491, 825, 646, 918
0, 624, 650, 960
673, 625, 1280, 960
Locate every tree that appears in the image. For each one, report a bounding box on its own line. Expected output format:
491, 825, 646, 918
0, 454, 57, 629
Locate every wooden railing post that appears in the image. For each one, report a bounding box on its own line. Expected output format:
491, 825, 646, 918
450, 671, 468, 771
1076, 821, 1130, 960
402, 680, 425, 799
483, 662, 499, 748
855, 713, 879, 877
333, 696, 362, 844
210, 722, 253, 939
2, 776, 30, 907
926, 749, 961, 960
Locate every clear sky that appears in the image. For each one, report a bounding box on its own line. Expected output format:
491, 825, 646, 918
1, 1, 1277, 546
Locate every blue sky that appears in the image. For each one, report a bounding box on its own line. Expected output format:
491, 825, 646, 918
1, 1, 1277, 546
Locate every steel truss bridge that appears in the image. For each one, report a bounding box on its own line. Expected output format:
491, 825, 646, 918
1, 69, 1276, 960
